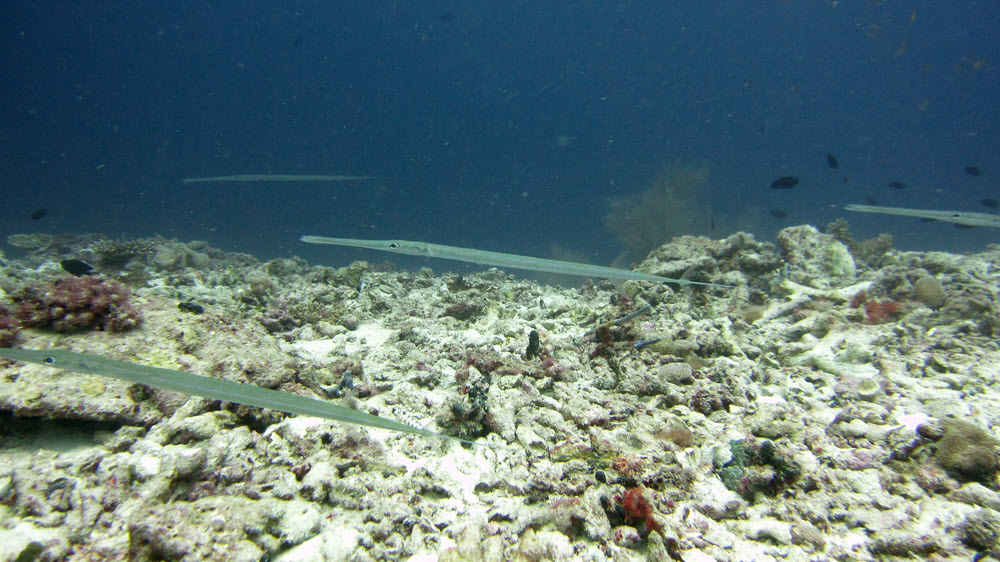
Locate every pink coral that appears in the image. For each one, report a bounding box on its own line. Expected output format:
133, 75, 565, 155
13, 277, 141, 332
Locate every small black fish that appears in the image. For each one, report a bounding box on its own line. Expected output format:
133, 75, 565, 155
770, 209, 788, 218
981, 198, 999, 209
865, 196, 878, 205
965, 166, 982, 176
525, 329, 540, 359
29, 208, 47, 220
60, 259, 94, 276
955, 223, 978, 230
888, 180, 907, 189
633, 338, 662, 351
771, 176, 799, 189
826, 153, 839, 169
919, 217, 937, 223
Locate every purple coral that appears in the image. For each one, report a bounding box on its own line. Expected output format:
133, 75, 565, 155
13, 277, 141, 333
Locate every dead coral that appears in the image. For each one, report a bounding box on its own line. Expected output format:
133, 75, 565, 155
151, 240, 217, 271
0, 306, 20, 347
825, 218, 894, 267
441, 302, 484, 321
636, 231, 779, 289
7, 233, 102, 256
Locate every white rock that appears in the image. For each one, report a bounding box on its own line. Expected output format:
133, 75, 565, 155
274, 524, 360, 562
131, 454, 162, 480
743, 518, 793, 545
680, 549, 719, 562
692, 478, 745, 520
842, 469, 883, 496
288, 338, 340, 363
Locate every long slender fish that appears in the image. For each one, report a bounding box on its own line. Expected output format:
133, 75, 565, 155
845, 204, 1000, 228
182, 174, 376, 183
0, 347, 484, 446
301, 235, 731, 287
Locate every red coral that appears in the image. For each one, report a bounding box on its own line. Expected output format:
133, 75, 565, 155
622, 487, 662, 533
863, 300, 903, 324
13, 277, 141, 332
849, 290, 868, 309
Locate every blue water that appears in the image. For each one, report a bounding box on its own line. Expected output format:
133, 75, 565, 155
2, 2, 998, 267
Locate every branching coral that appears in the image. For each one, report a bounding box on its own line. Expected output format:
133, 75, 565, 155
12, 277, 141, 332
91, 237, 160, 267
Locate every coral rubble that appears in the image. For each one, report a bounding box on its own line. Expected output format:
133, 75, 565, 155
1, 228, 1000, 560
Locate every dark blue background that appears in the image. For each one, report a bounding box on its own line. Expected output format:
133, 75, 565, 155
2, 1, 998, 267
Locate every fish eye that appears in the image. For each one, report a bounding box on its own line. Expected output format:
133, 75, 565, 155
389, 242, 399, 249
44, 356, 55, 365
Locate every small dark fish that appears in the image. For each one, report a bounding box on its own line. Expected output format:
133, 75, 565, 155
60, 259, 94, 276
865, 195, 878, 205
981, 198, 999, 209
919, 217, 937, 223
965, 166, 981, 176
955, 223, 978, 230
888, 180, 907, 189
633, 338, 662, 351
770, 209, 788, 218
826, 153, 839, 169
771, 176, 799, 189
439, 11, 455, 22
525, 329, 540, 359
29, 208, 47, 220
